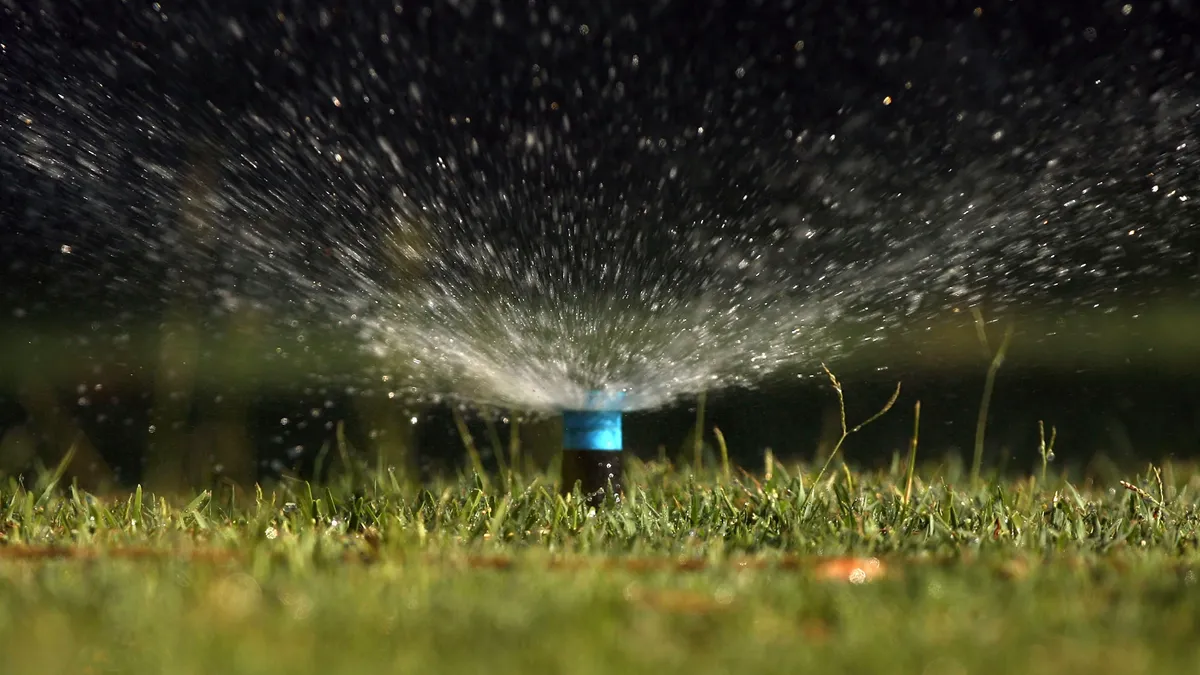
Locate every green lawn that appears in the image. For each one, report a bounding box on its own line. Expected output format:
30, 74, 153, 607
2, 460, 1199, 674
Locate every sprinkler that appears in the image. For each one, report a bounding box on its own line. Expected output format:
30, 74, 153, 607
560, 390, 625, 506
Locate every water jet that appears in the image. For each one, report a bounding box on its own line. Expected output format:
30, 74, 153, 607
3, 0, 1196, 489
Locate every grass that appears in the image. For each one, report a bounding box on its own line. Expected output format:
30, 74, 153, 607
0, 354, 1193, 674
2, 458, 1200, 674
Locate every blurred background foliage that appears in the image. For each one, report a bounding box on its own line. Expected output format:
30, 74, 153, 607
0, 293, 1197, 496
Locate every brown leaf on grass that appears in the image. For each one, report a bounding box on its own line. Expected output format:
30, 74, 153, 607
463, 555, 514, 570
624, 586, 731, 615
350, 527, 384, 564
544, 556, 590, 572
361, 527, 382, 552
0, 544, 241, 564
798, 618, 833, 642
343, 528, 384, 564
813, 556, 885, 583
776, 555, 805, 571
613, 557, 671, 573
998, 558, 1030, 580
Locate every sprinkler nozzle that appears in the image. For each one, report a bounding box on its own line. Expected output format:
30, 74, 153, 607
560, 390, 625, 505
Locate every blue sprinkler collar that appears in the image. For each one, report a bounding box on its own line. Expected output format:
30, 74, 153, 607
561, 390, 625, 452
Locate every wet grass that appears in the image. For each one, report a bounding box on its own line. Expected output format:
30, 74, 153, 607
2, 460, 1200, 674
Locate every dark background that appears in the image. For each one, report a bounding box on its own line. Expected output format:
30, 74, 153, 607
0, 0, 1198, 490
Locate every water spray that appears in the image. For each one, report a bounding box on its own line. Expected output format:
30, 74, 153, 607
560, 390, 626, 505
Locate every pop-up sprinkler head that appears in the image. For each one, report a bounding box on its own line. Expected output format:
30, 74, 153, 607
560, 390, 625, 506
